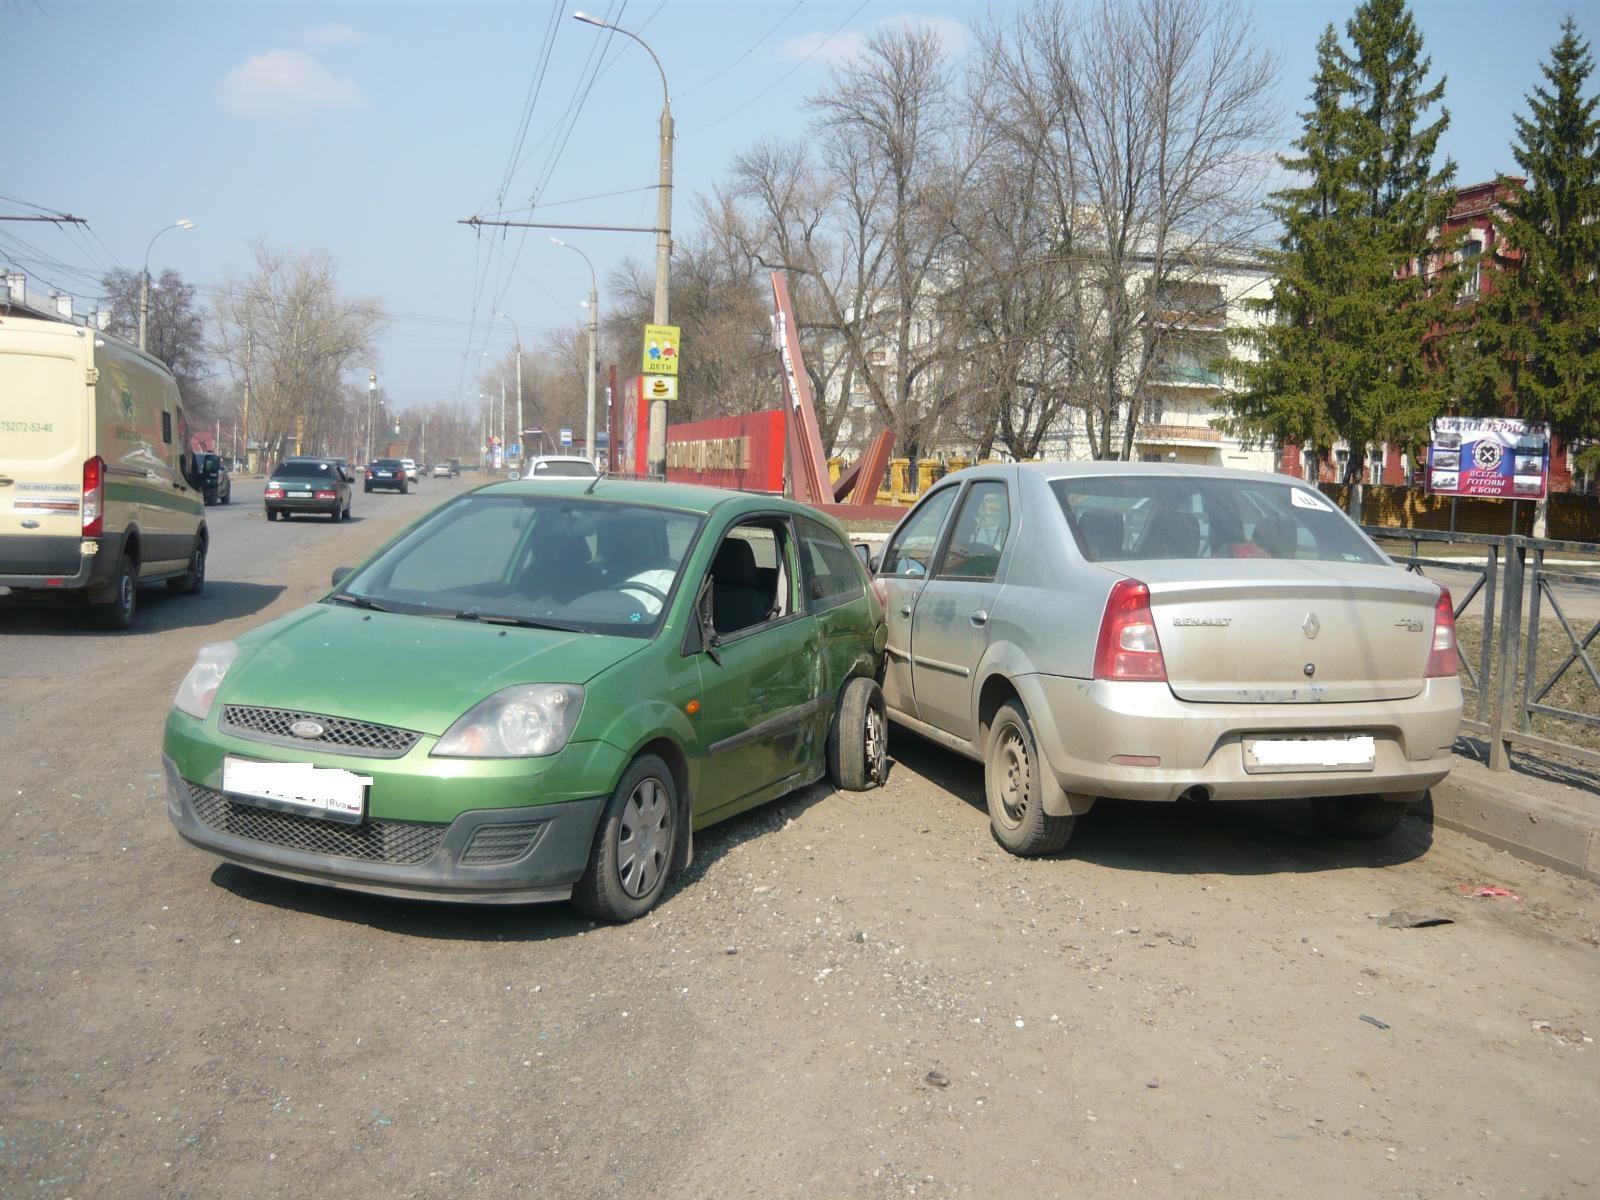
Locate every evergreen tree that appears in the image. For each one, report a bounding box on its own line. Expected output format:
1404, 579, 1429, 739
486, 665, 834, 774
1226, 0, 1454, 489
1456, 17, 1600, 446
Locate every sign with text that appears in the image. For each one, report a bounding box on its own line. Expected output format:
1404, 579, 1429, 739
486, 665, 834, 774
665, 410, 784, 493
1427, 417, 1549, 499
641, 324, 680, 376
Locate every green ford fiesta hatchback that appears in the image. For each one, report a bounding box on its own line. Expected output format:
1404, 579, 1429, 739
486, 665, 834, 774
162, 480, 888, 921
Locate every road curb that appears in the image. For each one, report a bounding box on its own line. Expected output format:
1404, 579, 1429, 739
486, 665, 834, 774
1420, 767, 1600, 884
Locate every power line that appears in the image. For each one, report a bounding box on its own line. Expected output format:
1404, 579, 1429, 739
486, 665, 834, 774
678, 0, 806, 99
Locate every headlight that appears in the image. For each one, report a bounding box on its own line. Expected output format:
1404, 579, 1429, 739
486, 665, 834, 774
432, 685, 584, 759
173, 641, 238, 719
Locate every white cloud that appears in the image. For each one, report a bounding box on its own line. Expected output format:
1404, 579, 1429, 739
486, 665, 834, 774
780, 13, 969, 67
218, 50, 367, 118
299, 22, 363, 49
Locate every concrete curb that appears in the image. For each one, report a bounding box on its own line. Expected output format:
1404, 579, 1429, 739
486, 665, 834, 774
1420, 764, 1600, 884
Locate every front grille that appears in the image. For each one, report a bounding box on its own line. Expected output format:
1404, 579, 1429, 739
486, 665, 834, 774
220, 706, 421, 758
188, 783, 446, 865
460, 821, 545, 865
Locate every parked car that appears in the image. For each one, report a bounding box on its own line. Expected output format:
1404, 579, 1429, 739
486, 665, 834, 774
198, 452, 233, 506
264, 458, 352, 522
0, 314, 206, 629
365, 458, 409, 493
871, 463, 1463, 855
162, 480, 887, 921
402, 458, 421, 483
523, 455, 599, 479
432, 463, 453, 478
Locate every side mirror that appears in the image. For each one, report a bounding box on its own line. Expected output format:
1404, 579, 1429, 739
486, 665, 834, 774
853, 542, 871, 569
330, 566, 353, 587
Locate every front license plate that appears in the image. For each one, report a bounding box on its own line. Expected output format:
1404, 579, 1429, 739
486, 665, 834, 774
222, 757, 371, 823
1243, 735, 1376, 775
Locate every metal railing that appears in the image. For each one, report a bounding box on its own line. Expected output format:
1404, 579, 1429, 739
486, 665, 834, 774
1364, 526, 1600, 772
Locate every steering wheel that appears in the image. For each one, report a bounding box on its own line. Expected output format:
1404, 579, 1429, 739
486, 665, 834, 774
621, 580, 670, 605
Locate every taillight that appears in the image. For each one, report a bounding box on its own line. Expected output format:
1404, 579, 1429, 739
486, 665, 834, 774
1425, 587, 1458, 677
264, 488, 285, 499
314, 490, 336, 500
82, 455, 105, 537
1093, 579, 1168, 681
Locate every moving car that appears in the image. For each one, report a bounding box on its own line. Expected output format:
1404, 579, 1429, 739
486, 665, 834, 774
0, 313, 207, 629
365, 458, 408, 493
873, 463, 1462, 854
432, 463, 453, 478
523, 455, 599, 479
198, 452, 233, 506
402, 458, 421, 483
163, 480, 888, 920
264, 458, 352, 522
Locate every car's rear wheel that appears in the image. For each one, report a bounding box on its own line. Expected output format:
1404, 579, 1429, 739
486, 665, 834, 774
364, 484, 372, 493
827, 676, 887, 791
572, 755, 677, 923
167, 535, 206, 595
1311, 794, 1412, 840
96, 555, 139, 630
985, 700, 1074, 856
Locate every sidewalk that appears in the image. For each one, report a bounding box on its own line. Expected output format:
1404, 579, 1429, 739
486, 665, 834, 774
1423, 748, 1600, 883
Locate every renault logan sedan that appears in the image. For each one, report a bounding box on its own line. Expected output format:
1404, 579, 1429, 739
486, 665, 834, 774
163, 480, 887, 921
873, 463, 1462, 855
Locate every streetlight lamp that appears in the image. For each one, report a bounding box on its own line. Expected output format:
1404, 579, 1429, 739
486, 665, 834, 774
140, 219, 195, 352
573, 10, 671, 476
550, 239, 600, 467
496, 311, 524, 465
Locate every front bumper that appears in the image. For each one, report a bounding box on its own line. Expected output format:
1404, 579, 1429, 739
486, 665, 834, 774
1018, 673, 1462, 804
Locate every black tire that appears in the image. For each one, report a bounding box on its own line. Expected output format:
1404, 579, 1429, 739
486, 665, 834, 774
167, 535, 206, 595
571, 754, 678, 923
984, 699, 1074, 856
364, 484, 372, 494
1311, 794, 1411, 840
400, 481, 409, 495
96, 555, 139, 631
223, 486, 231, 505
827, 676, 887, 791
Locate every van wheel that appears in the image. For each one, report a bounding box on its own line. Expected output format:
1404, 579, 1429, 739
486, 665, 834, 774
827, 677, 887, 791
168, 536, 206, 595
1312, 795, 1410, 840
571, 755, 677, 923
97, 556, 139, 630
985, 700, 1074, 856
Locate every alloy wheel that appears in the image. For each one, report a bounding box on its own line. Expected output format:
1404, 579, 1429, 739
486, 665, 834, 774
864, 705, 886, 783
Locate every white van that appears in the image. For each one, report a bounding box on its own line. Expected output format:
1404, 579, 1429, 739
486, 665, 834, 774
0, 314, 208, 628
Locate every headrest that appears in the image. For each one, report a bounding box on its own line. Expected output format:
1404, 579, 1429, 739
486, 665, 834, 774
712, 537, 761, 586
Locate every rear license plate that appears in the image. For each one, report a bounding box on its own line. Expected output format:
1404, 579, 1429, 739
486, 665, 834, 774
289, 490, 313, 498
1243, 735, 1376, 774
222, 756, 371, 823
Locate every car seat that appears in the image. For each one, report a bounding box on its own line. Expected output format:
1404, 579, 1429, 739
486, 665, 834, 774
710, 538, 775, 634
596, 514, 669, 581
1076, 509, 1125, 560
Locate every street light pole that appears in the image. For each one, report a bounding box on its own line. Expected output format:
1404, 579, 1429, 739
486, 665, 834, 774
366, 371, 376, 464
550, 239, 599, 467
139, 219, 195, 352
497, 312, 524, 465
574, 11, 671, 476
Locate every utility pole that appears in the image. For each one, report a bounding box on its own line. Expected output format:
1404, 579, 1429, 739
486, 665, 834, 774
498, 313, 524, 466
550, 240, 600, 467
500, 383, 507, 468
242, 330, 253, 474
366, 371, 376, 465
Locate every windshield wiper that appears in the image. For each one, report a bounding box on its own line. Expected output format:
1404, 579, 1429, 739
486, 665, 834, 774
453, 609, 587, 633
327, 593, 393, 613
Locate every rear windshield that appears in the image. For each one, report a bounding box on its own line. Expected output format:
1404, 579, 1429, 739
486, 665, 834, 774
1050, 476, 1384, 565
373, 459, 403, 468
272, 460, 338, 479
529, 460, 598, 477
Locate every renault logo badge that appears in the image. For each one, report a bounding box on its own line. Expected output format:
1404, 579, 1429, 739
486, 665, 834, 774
289, 719, 326, 740
1302, 612, 1321, 640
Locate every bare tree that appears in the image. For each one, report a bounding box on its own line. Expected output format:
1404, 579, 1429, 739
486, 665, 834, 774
101, 267, 215, 423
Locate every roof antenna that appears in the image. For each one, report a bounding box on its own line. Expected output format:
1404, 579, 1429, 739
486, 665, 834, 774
583, 471, 602, 495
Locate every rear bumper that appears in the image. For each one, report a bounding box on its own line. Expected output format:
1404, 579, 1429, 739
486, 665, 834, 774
0, 532, 124, 592
1019, 673, 1462, 803
365, 478, 405, 490
267, 496, 342, 515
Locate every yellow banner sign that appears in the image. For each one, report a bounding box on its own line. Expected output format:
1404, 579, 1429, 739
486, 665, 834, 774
642, 324, 681, 376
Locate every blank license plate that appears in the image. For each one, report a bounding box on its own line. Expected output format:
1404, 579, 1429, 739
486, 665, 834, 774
289, 490, 313, 498
222, 757, 371, 823
1243, 735, 1376, 774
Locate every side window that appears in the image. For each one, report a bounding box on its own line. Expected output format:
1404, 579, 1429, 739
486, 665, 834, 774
162, 411, 173, 445
881, 487, 958, 578
708, 520, 794, 637
797, 516, 865, 613
936, 481, 1011, 581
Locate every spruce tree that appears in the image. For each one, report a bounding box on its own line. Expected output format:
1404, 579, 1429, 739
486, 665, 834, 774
1457, 17, 1600, 447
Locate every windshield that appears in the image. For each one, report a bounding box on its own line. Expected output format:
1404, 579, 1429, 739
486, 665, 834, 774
1050, 475, 1384, 565
529, 460, 598, 478
333, 494, 704, 637
272, 460, 338, 479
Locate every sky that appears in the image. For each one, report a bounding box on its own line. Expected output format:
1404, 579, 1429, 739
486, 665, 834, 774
5, 0, 1592, 413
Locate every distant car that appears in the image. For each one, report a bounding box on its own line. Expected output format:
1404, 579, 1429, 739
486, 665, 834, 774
524, 455, 599, 479
365, 458, 409, 494
871, 463, 1463, 856
265, 458, 352, 522
198, 452, 233, 506
432, 463, 453, 478
402, 458, 421, 482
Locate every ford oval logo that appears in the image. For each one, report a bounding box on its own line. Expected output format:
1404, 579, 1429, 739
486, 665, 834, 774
289, 719, 326, 740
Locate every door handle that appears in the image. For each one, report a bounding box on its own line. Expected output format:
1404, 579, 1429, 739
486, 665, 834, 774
970, 609, 989, 627
899, 604, 912, 618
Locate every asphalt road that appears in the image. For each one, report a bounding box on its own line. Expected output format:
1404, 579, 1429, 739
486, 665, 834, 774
2, 479, 1597, 1199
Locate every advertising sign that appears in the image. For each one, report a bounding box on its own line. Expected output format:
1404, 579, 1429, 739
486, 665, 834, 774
1427, 417, 1549, 499
665, 410, 785, 494
641, 324, 680, 376
643, 374, 677, 402
559, 427, 573, 448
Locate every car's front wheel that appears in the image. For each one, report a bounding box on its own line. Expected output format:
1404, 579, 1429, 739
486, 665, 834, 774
572, 755, 678, 923
827, 676, 887, 791
1311, 793, 1413, 840
985, 699, 1074, 856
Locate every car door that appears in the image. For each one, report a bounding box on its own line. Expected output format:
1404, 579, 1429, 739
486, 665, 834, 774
690, 518, 822, 821
875, 485, 961, 720
908, 478, 1015, 742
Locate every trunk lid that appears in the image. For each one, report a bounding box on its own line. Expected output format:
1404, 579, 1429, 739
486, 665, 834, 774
1134, 560, 1439, 703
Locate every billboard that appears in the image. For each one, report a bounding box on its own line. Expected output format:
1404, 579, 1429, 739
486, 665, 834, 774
1427, 417, 1550, 500
665, 410, 785, 493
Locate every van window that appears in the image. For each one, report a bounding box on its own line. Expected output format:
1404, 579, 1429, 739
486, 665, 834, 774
161, 412, 173, 444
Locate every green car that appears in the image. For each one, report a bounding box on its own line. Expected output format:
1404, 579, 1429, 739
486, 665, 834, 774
162, 480, 888, 921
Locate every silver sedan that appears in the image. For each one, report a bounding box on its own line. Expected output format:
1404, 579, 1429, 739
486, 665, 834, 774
872, 463, 1463, 855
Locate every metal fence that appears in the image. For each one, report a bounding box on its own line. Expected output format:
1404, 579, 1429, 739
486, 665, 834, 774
1365, 527, 1600, 771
